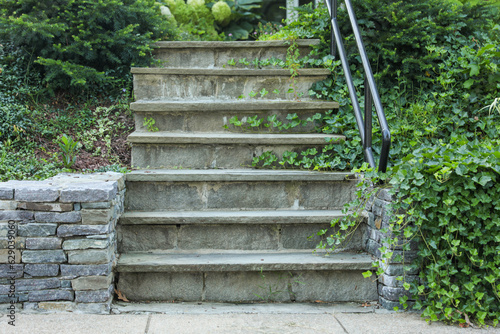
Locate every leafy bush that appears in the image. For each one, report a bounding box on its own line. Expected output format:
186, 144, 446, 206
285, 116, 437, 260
0, 0, 175, 94
162, 0, 263, 40
0, 43, 37, 142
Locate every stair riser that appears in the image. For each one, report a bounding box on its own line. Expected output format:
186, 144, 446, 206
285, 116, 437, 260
133, 74, 327, 100
117, 223, 365, 252
153, 45, 313, 69
124, 180, 356, 211
131, 143, 332, 169
134, 110, 328, 133
117, 270, 378, 302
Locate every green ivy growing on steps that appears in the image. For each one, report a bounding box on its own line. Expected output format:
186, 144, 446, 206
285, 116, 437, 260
317, 136, 500, 327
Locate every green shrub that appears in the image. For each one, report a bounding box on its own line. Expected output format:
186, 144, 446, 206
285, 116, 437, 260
0, 0, 175, 94
163, 0, 263, 40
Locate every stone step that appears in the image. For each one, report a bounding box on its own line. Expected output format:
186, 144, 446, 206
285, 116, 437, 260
124, 169, 357, 211
115, 251, 378, 302
132, 68, 331, 100
132, 99, 339, 133
128, 132, 343, 168
117, 210, 365, 252
152, 39, 320, 69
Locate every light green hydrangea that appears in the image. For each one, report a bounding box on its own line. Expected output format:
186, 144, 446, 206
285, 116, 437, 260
187, 0, 205, 8
212, 1, 231, 26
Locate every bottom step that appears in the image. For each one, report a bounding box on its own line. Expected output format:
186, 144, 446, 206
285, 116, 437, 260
116, 252, 377, 303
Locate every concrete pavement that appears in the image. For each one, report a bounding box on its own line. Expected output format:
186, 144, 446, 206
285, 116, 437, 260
1, 302, 499, 334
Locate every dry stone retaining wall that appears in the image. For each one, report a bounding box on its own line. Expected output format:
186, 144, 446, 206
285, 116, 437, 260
364, 188, 419, 310
0, 173, 125, 314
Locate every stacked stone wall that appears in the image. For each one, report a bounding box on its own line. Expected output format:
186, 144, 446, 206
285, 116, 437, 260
0, 173, 125, 314
364, 188, 419, 310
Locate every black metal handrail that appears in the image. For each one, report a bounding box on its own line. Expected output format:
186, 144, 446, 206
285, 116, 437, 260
324, 0, 391, 172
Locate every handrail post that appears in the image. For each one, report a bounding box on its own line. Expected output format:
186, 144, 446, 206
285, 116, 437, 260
364, 77, 372, 155
330, 0, 337, 58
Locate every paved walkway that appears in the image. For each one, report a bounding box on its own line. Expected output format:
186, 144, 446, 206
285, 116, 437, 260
1, 303, 499, 334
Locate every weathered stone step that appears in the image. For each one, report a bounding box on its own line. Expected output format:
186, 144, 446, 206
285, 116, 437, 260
124, 169, 357, 211
152, 39, 320, 69
132, 68, 330, 100
128, 132, 343, 168
119, 209, 344, 225
132, 99, 339, 133
115, 252, 377, 302
117, 210, 365, 252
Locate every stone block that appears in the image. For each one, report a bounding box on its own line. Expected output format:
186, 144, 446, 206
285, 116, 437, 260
35, 211, 81, 223
379, 274, 419, 288
18, 202, 73, 212
24, 264, 59, 277
60, 183, 118, 203
0, 237, 25, 249
178, 224, 278, 250
61, 280, 72, 288
379, 296, 414, 310
15, 278, 60, 291
29, 289, 74, 302
0, 187, 14, 200
205, 271, 290, 302
379, 262, 420, 276
75, 285, 113, 303
57, 224, 109, 237
15, 186, 60, 202
0, 249, 21, 263
118, 225, 176, 252
378, 285, 413, 302
0, 201, 18, 210
0, 293, 28, 303
60, 263, 112, 278
22, 250, 67, 264
75, 299, 112, 314
80, 209, 112, 225
0, 223, 13, 237
26, 237, 62, 250
377, 188, 394, 202
116, 272, 202, 301
62, 236, 111, 250
72, 274, 114, 290
81, 202, 112, 209
38, 301, 76, 312
18, 223, 57, 237
289, 270, 378, 302
0, 210, 34, 221
0, 264, 23, 278
67, 248, 113, 264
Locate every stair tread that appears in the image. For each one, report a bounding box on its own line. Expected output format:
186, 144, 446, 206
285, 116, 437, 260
128, 131, 344, 144
117, 251, 374, 272
125, 169, 355, 182
131, 68, 330, 76
120, 209, 345, 225
131, 99, 339, 111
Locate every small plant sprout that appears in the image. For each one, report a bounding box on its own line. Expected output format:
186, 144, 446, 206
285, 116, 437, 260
143, 117, 159, 132
57, 134, 79, 168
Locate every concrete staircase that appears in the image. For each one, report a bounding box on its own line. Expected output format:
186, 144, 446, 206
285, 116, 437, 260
116, 40, 377, 303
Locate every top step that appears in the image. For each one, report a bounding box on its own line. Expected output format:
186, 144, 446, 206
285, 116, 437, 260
152, 40, 320, 69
